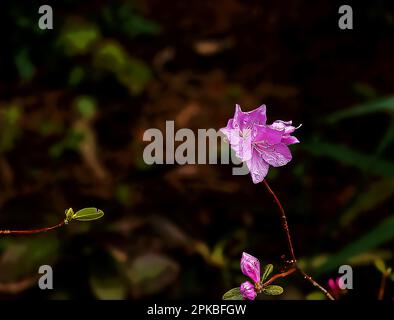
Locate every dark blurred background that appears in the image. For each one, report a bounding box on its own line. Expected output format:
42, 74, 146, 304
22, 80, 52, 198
0, 0, 393, 300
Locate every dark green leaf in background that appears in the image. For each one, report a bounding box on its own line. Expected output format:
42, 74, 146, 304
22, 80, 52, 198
326, 96, 394, 123
303, 141, 394, 178
317, 215, 394, 275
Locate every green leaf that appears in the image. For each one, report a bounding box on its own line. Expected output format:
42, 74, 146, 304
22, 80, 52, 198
73, 207, 104, 221
263, 285, 283, 296
94, 41, 127, 71
352, 83, 378, 100
116, 184, 133, 207
68, 66, 85, 86
121, 12, 160, 37
261, 264, 273, 282
303, 141, 394, 177
74, 95, 97, 119
65, 208, 74, 223
0, 236, 59, 282
93, 41, 152, 95
15, 48, 35, 80
317, 215, 394, 275
222, 287, 244, 300
118, 58, 152, 95
0, 105, 22, 152
326, 96, 394, 123
375, 115, 394, 155
59, 21, 101, 55
90, 275, 126, 300
125, 253, 179, 296
340, 179, 394, 226
102, 3, 160, 37
49, 142, 65, 158
306, 291, 326, 300
374, 259, 386, 274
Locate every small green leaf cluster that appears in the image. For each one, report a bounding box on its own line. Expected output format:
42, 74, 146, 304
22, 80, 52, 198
65, 207, 104, 224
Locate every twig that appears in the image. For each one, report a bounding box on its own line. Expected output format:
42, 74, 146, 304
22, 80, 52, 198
378, 271, 388, 300
262, 179, 335, 300
262, 180, 296, 263
298, 269, 334, 299
0, 220, 65, 235
261, 267, 297, 289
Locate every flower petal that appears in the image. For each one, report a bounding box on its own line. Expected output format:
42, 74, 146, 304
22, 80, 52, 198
253, 125, 283, 145
246, 150, 270, 183
240, 252, 261, 283
234, 104, 267, 130
220, 127, 253, 162
240, 281, 257, 300
270, 120, 292, 131
270, 120, 301, 135
282, 135, 300, 145
254, 143, 292, 167
219, 118, 235, 140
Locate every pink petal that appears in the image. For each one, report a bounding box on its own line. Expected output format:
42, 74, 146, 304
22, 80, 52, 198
240, 252, 261, 283
234, 104, 267, 130
220, 127, 253, 162
328, 278, 337, 290
270, 120, 291, 131
240, 281, 257, 300
246, 150, 270, 183
270, 120, 301, 135
232, 133, 253, 162
253, 125, 283, 145
254, 143, 292, 167
282, 135, 300, 145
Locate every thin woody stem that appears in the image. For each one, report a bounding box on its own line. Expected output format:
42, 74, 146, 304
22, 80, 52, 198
262, 180, 296, 263
261, 267, 297, 289
0, 220, 65, 235
298, 269, 334, 299
378, 271, 388, 300
262, 179, 335, 300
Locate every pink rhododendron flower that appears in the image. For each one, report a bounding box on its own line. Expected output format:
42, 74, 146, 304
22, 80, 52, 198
220, 104, 300, 183
240, 281, 257, 300
240, 252, 260, 283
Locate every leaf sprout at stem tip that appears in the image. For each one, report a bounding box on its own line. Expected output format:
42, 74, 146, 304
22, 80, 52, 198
64, 207, 104, 224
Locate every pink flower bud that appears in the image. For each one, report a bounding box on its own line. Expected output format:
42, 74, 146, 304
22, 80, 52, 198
240, 281, 257, 300
328, 278, 337, 291
240, 252, 260, 283
328, 277, 344, 299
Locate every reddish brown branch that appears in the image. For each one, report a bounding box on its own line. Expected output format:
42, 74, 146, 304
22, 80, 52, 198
298, 269, 334, 299
261, 268, 297, 289
378, 272, 388, 300
262, 179, 335, 300
0, 220, 65, 235
262, 180, 296, 263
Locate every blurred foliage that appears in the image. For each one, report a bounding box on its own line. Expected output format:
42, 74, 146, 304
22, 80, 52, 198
340, 179, 394, 226
14, 48, 36, 81
326, 96, 394, 123
304, 141, 394, 177
0, 0, 393, 300
0, 106, 22, 153
316, 215, 394, 276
